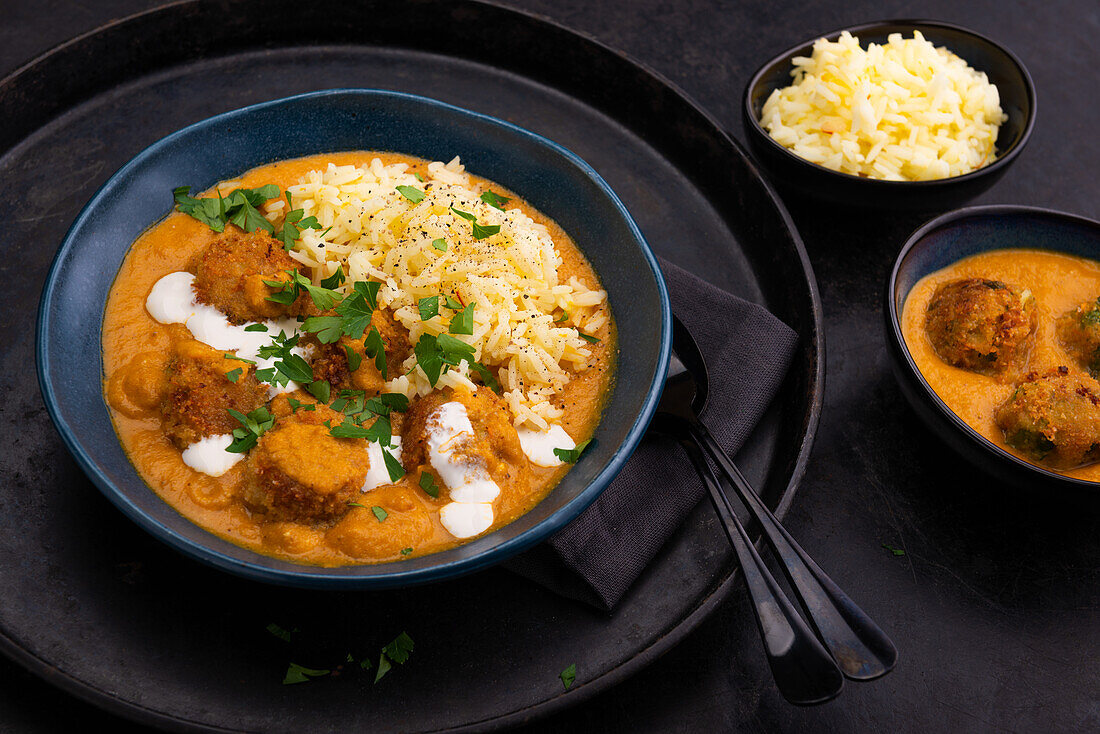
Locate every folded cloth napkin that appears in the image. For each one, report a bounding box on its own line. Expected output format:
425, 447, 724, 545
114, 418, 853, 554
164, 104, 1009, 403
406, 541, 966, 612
505, 258, 799, 610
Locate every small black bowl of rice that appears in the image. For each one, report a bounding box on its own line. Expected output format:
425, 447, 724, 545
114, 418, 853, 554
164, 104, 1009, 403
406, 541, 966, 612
742, 19, 1035, 211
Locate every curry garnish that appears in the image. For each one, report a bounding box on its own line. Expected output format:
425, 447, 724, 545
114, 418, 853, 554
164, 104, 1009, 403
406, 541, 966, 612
319, 266, 346, 290
471, 222, 501, 240
254, 331, 313, 387
431, 238, 448, 252
266, 623, 294, 642
479, 190, 510, 210
554, 439, 591, 464
343, 343, 363, 372
400, 547, 413, 556
364, 326, 387, 375
419, 296, 440, 321
371, 506, 388, 522
226, 406, 276, 453
578, 333, 600, 344
244, 323, 269, 333
881, 543, 906, 557
449, 301, 476, 335
383, 449, 405, 482
173, 184, 280, 234
286, 397, 315, 414
419, 472, 440, 498
264, 270, 342, 311
306, 379, 331, 403
225, 368, 242, 383
273, 192, 322, 250
396, 185, 426, 203
559, 663, 577, 690
555, 310, 569, 323
283, 662, 331, 685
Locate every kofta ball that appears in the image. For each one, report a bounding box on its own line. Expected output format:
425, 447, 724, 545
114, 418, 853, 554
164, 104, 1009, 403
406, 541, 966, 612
995, 366, 1100, 469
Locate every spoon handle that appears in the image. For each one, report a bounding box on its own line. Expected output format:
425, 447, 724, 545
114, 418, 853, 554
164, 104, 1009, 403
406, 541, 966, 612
677, 430, 844, 705
690, 420, 899, 681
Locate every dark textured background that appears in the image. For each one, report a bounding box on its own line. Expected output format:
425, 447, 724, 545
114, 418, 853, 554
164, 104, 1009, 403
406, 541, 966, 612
3, 0, 1098, 731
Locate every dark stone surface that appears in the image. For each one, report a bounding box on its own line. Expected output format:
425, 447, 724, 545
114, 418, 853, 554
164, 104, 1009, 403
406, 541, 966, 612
2, 0, 1098, 732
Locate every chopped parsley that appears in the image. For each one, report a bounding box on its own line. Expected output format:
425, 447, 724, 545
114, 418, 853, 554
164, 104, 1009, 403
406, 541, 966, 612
418, 472, 440, 498
254, 331, 313, 387
306, 379, 331, 403
450, 206, 477, 222
320, 266, 346, 290
578, 332, 600, 344
400, 547, 413, 556
553, 439, 591, 464
471, 222, 500, 240
881, 544, 906, 557
412, 332, 500, 393
225, 368, 242, 383
374, 654, 392, 683
244, 323, 269, 332
364, 325, 387, 375
264, 270, 342, 311
344, 343, 363, 372
223, 353, 256, 364
431, 238, 447, 252
555, 310, 569, 323
383, 632, 414, 664
371, 506, 388, 522
480, 190, 511, 210
329, 417, 374, 439
286, 397, 315, 413
443, 295, 463, 310
396, 185, 426, 203
266, 623, 293, 642
383, 448, 405, 482
173, 184, 280, 234
418, 296, 440, 321
302, 280, 382, 345
363, 393, 409, 416
273, 191, 322, 250
560, 663, 576, 690
448, 301, 476, 335
283, 662, 330, 685
413, 172, 424, 182
226, 406, 276, 453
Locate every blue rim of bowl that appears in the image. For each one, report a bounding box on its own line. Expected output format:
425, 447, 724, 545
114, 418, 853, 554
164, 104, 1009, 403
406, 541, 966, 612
35, 88, 672, 588
887, 204, 1100, 490
743, 18, 1037, 187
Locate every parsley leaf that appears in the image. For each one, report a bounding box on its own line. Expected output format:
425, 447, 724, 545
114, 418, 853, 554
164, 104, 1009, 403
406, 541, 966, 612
419, 472, 440, 498
554, 310, 569, 323
225, 368, 242, 383
266, 623, 293, 642
881, 543, 906, 557
449, 301, 476, 335
329, 418, 373, 439
173, 186, 227, 231
560, 663, 576, 690
414, 173, 424, 182
443, 295, 463, 310
300, 315, 344, 344
450, 206, 477, 222
364, 326, 387, 376
306, 379, 331, 403
471, 222, 500, 240
419, 296, 440, 321
395, 185, 426, 203
431, 238, 447, 252
383, 448, 405, 482
283, 662, 330, 685
383, 632, 414, 664
578, 333, 600, 344
480, 190, 511, 210
374, 654, 392, 683
400, 547, 413, 556
344, 343, 363, 372
371, 506, 388, 522
244, 323, 269, 332
174, 184, 280, 234
226, 406, 275, 453
320, 267, 346, 290
553, 439, 591, 464
286, 397, 315, 413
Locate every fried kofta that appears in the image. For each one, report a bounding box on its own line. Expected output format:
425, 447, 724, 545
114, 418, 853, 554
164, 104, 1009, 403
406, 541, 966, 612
925, 278, 1036, 375
161, 339, 269, 448
242, 403, 371, 523
401, 386, 528, 499
995, 366, 1100, 469
1056, 297, 1100, 377
192, 229, 316, 323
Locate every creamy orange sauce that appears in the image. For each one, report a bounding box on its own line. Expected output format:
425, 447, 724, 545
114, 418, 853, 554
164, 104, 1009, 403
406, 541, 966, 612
102, 151, 617, 565
901, 248, 1100, 481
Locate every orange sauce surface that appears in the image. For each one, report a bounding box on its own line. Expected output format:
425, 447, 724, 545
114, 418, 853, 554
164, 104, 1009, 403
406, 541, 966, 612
101, 151, 617, 565
901, 248, 1100, 482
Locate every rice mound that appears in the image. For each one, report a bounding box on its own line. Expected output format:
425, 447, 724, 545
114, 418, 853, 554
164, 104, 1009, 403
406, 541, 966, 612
259, 156, 608, 430
760, 31, 1008, 181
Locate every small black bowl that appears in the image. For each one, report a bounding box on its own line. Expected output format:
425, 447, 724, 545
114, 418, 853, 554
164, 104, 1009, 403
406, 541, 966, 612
885, 205, 1100, 496
743, 20, 1036, 211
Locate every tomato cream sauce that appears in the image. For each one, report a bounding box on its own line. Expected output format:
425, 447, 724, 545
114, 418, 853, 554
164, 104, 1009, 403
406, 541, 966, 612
901, 248, 1100, 482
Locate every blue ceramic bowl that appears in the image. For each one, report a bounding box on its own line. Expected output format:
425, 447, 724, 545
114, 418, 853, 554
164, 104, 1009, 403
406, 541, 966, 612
886, 205, 1100, 495
744, 20, 1036, 210
36, 89, 671, 588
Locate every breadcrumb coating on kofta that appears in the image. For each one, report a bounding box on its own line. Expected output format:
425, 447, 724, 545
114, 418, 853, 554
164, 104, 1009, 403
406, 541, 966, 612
925, 278, 1036, 376
995, 366, 1100, 470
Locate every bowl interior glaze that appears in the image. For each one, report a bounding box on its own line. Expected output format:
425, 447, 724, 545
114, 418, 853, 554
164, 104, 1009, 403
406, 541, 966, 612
36, 89, 671, 588
888, 205, 1100, 492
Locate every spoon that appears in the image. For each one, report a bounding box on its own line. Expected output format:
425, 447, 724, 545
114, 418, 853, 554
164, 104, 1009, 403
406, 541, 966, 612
654, 315, 898, 701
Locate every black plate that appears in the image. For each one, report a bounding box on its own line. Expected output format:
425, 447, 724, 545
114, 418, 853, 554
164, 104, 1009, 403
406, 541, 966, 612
1, 0, 823, 730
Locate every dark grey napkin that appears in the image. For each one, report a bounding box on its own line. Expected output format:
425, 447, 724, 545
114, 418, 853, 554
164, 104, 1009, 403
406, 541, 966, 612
505, 258, 799, 610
